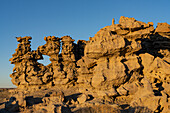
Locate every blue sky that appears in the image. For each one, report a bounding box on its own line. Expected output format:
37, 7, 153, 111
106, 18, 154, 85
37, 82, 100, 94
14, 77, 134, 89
0, 0, 170, 88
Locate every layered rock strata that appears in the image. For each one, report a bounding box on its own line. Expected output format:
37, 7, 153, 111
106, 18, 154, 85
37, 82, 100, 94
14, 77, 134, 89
6, 16, 170, 113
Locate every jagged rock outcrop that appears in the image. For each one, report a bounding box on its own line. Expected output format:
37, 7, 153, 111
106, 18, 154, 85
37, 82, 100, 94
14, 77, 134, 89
9, 36, 44, 88
6, 16, 170, 113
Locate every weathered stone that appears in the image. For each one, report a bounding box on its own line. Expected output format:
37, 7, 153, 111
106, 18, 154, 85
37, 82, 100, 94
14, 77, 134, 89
8, 16, 170, 112
119, 16, 142, 29
124, 56, 141, 72
77, 94, 87, 104
155, 23, 170, 33
96, 88, 118, 97
162, 83, 170, 96
91, 72, 105, 87
116, 86, 128, 96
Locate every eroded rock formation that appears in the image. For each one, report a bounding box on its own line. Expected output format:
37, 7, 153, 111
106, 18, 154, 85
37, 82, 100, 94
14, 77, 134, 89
4, 16, 170, 112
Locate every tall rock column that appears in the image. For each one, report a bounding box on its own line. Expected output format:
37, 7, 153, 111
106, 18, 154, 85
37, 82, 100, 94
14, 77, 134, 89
9, 36, 32, 86
9, 36, 43, 88
60, 36, 77, 85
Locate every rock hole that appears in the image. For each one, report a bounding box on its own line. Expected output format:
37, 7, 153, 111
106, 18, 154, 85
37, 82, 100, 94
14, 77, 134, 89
38, 55, 51, 66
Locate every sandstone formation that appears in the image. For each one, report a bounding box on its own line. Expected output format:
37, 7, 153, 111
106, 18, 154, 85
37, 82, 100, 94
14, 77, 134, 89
1, 16, 170, 112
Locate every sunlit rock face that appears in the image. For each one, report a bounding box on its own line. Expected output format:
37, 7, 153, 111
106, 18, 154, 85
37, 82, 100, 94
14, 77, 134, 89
7, 16, 170, 113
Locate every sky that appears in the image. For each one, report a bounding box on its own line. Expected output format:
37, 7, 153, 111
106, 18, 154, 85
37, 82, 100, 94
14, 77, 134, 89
0, 0, 170, 88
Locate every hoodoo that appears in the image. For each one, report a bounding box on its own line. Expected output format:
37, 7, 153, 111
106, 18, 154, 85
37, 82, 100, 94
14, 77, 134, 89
4, 16, 170, 112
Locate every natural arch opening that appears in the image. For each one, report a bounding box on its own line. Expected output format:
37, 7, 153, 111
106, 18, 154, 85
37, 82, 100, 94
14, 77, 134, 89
38, 55, 51, 66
